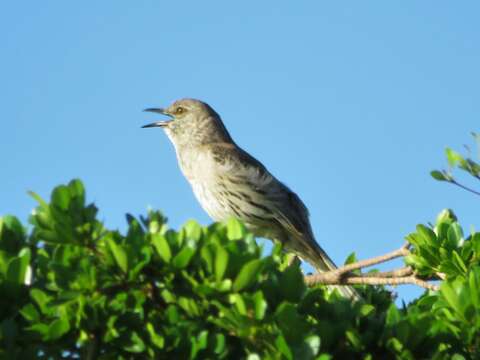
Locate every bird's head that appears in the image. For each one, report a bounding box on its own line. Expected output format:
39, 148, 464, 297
143, 98, 232, 147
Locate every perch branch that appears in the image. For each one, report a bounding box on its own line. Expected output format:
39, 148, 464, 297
305, 273, 439, 291
357, 266, 413, 278
328, 242, 410, 276
304, 243, 440, 291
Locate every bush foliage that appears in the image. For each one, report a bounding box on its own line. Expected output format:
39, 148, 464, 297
0, 179, 479, 359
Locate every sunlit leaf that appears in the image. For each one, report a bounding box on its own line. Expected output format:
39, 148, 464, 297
233, 259, 263, 292
107, 238, 128, 273
152, 233, 172, 263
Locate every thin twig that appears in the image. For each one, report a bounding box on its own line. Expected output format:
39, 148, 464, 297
331, 243, 410, 276
450, 179, 480, 197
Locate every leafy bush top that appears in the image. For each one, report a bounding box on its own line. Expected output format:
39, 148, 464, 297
0, 179, 479, 359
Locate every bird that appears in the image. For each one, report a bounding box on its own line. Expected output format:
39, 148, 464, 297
143, 98, 358, 299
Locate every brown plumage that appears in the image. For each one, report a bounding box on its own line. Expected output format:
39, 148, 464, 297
143, 98, 359, 299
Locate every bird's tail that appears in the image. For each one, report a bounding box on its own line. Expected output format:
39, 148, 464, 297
305, 242, 361, 301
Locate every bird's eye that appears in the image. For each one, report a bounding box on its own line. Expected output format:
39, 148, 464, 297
175, 107, 185, 114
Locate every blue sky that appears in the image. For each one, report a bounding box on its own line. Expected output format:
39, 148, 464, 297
2, 2, 479, 302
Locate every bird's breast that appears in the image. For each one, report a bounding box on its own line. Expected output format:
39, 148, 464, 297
177, 148, 216, 183
176, 148, 226, 220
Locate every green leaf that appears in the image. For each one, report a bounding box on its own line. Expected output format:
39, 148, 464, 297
279, 263, 306, 302
385, 304, 401, 326
213, 333, 225, 354
215, 245, 228, 281
226, 218, 246, 240
468, 268, 480, 308
359, 304, 375, 317
196, 330, 208, 350
447, 223, 464, 247
48, 318, 70, 340
34, 211, 53, 230
405, 254, 431, 273
30, 289, 51, 314
451, 250, 467, 274
6, 248, 30, 284
229, 293, 247, 315
184, 220, 202, 241
178, 297, 200, 316
233, 259, 263, 292
253, 291, 267, 320
172, 241, 196, 269
430, 170, 449, 181
446, 148, 463, 167
146, 323, 164, 349
344, 252, 357, 265
417, 224, 437, 246
386, 337, 404, 353
317, 354, 332, 360
51, 185, 71, 211
275, 302, 309, 343
107, 238, 128, 273
440, 281, 463, 320
0, 215, 26, 253
124, 331, 146, 353
217, 279, 232, 292
68, 179, 86, 206
20, 303, 40, 322
200, 246, 213, 274
345, 329, 363, 351
152, 234, 171, 263
275, 335, 293, 360
28, 191, 49, 210
436, 209, 457, 224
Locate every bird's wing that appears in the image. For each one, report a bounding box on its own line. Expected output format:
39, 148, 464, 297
207, 142, 314, 240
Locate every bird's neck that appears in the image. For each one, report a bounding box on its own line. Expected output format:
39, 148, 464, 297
172, 116, 234, 148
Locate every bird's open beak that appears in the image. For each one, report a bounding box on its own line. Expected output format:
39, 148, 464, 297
142, 108, 174, 128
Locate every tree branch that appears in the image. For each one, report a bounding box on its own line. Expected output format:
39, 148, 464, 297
357, 266, 413, 278
305, 272, 439, 291
304, 243, 441, 291
328, 242, 410, 277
